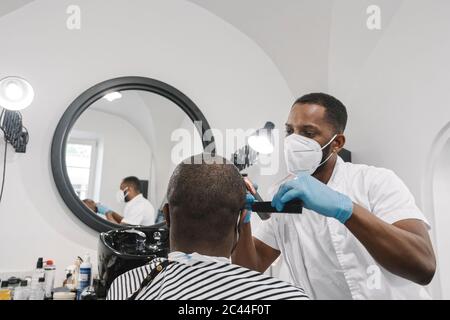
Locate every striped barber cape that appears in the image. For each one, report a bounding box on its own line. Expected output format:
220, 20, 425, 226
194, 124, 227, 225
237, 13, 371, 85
107, 251, 309, 300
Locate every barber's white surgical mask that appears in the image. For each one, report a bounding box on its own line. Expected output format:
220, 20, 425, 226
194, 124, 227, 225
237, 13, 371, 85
284, 134, 337, 175
116, 187, 129, 204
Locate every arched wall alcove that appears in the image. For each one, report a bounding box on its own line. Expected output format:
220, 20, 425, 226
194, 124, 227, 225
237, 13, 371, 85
423, 122, 450, 299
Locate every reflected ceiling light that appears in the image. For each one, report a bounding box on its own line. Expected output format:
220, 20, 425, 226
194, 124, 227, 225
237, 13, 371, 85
103, 91, 122, 102
0, 76, 35, 111
248, 121, 275, 154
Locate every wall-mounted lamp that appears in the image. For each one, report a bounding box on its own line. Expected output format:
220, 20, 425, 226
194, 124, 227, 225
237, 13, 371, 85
232, 121, 275, 171
232, 122, 276, 221
0, 76, 35, 111
0, 76, 33, 153
0, 76, 34, 203
248, 121, 275, 154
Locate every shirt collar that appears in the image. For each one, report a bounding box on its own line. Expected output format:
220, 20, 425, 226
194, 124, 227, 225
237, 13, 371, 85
327, 155, 344, 188
126, 193, 143, 205
168, 251, 231, 265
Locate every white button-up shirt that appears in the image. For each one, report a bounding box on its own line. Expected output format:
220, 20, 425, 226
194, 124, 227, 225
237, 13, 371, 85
254, 156, 431, 300
122, 194, 155, 226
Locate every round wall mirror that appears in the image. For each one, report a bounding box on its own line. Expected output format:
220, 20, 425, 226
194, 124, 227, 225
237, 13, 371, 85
52, 77, 214, 232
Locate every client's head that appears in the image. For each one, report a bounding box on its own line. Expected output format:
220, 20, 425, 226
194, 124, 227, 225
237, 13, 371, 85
163, 153, 246, 257
83, 199, 97, 212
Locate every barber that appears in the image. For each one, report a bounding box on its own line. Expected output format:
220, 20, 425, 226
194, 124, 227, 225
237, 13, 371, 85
105, 176, 155, 226
233, 93, 436, 299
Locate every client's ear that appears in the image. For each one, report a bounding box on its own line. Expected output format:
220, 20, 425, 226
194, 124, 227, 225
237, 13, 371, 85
163, 203, 170, 227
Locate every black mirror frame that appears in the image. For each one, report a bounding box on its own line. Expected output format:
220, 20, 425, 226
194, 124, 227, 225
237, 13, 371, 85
51, 76, 214, 232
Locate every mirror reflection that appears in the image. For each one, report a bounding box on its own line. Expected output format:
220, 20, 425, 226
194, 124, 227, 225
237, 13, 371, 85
65, 90, 203, 226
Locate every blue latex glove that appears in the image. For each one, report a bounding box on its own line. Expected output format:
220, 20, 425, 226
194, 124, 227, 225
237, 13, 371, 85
271, 174, 353, 224
243, 193, 255, 224
97, 204, 112, 215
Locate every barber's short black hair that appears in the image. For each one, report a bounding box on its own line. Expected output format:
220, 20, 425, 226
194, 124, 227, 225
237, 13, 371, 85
167, 153, 246, 245
122, 176, 142, 193
294, 93, 348, 133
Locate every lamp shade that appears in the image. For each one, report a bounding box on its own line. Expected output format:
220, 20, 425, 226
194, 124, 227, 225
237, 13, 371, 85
0, 76, 35, 111
248, 121, 275, 154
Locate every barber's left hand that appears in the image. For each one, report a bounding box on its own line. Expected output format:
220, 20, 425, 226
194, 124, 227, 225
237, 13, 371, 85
242, 177, 257, 224
243, 193, 255, 223
271, 173, 354, 224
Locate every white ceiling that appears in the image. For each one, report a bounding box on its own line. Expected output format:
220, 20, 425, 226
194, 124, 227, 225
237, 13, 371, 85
0, 0, 34, 18
187, 0, 333, 94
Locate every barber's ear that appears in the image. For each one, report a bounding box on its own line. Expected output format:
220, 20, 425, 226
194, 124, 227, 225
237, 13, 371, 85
333, 134, 346, 154
163, 203, 170, 227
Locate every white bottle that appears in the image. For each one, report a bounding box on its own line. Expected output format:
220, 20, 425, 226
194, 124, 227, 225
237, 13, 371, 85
77, 254, 92, 300
73, 257, 82, 289
63, 265, 77, 291
13, 280, 30, 300
44, 260, 56, 299
29, 257, 45, 300
29, 278, 45, 300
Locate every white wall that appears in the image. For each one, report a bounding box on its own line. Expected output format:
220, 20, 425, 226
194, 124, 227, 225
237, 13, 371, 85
432, 139, 450, 299
0, 0, 294, 285
327, 0, 450, 298
71, 109, 152, 213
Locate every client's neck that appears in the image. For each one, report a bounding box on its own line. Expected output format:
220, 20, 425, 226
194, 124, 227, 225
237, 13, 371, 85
170, 240, 232, 259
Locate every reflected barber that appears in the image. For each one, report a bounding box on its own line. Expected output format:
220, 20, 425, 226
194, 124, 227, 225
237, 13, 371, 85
104, 176, 155, 226
233, 93, 436, 299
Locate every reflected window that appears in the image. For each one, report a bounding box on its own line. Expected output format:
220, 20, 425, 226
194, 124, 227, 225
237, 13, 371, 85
66, 139, 97, 199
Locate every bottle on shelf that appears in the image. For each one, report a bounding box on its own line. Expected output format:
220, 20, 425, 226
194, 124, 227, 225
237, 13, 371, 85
0, 281, 11, 300
63, 265, 76, 291
29, 277, 45, 300
77, 254, 92, 300
7, 277, 21, 299
29, 257, 46, 300
13, 280, 30, 300
73, 256, 83, 291
44, 260, 56, 299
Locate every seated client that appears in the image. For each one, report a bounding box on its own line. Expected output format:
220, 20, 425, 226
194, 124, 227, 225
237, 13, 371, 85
107, 153, 308, 300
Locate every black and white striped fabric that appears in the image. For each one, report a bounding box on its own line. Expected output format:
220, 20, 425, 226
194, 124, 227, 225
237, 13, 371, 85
107, 253, 309, 300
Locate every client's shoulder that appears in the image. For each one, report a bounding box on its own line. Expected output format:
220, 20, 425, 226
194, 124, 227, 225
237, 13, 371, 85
189, 260, 309, 300
228, 262, 310, 300
107, 257, 167, 300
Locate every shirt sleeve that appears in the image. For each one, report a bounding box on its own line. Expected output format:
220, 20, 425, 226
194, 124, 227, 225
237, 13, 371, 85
253, 217, 280, 251
367, 168, 430, 228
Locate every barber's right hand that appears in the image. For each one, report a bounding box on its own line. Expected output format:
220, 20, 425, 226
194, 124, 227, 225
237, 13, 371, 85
97, 204, 112, 215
